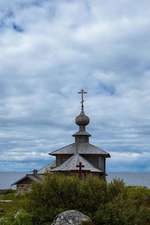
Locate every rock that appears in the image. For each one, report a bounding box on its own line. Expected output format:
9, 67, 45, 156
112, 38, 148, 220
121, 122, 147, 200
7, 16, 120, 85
51, 210, 91, 225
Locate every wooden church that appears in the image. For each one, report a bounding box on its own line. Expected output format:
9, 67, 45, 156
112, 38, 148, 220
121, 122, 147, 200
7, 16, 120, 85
13, 90, 110, 193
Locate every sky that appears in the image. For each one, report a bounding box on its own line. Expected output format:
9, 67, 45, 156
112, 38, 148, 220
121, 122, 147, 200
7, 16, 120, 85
0, 0, 150, 172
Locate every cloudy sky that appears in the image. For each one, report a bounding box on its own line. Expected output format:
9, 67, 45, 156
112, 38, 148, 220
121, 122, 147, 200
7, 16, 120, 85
0, 0, 150, 172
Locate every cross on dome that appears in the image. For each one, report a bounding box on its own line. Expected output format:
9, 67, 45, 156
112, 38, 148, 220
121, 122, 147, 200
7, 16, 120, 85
75, 89, 90, 129
78, 89, 87, 113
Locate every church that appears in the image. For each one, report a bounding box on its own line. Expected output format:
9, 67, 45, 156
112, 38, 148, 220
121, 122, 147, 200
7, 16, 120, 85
13, 90, 110, 193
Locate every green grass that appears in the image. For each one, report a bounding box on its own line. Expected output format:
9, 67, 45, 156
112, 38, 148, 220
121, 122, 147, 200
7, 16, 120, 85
0, 190, 18, 218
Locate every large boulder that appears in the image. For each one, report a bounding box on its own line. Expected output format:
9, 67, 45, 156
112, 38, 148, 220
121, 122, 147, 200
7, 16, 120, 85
51, 210, 91, 225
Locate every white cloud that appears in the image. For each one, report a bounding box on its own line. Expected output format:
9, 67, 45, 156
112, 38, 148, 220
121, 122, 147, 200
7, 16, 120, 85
0, 0, 150, 171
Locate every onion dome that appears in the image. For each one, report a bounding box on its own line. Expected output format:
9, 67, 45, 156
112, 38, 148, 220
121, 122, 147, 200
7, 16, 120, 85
75, 112, 90, 126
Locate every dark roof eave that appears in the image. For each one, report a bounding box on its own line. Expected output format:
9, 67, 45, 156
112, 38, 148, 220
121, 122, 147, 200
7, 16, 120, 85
12, 175, 28, 185
49, 152, 111, 157
12, 174, 42, 186
105, 154, 111, 158
49, 152, 73, 156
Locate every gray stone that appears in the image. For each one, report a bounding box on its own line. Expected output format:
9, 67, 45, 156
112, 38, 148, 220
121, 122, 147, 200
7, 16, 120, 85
51, 210, 91, 225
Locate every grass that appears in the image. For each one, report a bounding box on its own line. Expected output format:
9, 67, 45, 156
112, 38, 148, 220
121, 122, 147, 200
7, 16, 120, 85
0, 190, 17, 217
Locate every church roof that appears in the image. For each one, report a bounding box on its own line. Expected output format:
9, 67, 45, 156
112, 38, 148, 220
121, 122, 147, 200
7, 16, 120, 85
12, 174, 43, 185
38, 161, 56, 174
51, 154, 102, 173
50, 143, 110, 157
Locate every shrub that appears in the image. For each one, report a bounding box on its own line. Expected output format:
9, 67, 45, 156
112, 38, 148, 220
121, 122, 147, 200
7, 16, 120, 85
2, 174, 149, 225
21, 174, 150, 225
23, 174, 106, 224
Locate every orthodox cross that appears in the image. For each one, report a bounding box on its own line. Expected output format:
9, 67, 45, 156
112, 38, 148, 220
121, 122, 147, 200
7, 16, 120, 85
78, 89, 87, 113
76, 161, 85, 178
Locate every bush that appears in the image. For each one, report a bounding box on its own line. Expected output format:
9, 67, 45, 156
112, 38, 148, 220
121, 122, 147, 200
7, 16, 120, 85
21, 174, 150, 225
1, 174, 149, 225
23, 174, 106, 224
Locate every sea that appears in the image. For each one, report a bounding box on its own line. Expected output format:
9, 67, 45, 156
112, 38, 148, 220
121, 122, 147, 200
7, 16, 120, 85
0, 172, 150, 190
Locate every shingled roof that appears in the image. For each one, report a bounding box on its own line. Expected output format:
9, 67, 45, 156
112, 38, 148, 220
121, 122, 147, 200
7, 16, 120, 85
51, 154, 103, 173
12, 174, 43, 185
50, 143, 110, 157
38, 161, 56, 174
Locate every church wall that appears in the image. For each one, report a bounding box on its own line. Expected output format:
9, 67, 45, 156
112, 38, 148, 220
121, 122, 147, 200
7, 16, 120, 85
82, 155, 105, 173
56, 155, 71, 166
82, 155, 99, 168
98, 156, 105, 173
16, 179, 33, 195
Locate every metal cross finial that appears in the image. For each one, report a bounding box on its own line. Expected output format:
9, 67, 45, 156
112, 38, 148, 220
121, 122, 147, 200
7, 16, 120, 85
76, 161, 85, 178
78, 89, 87, 113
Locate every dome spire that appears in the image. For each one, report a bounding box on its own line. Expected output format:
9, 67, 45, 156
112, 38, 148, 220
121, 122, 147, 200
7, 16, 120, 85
78, 89, 87, 113
73, 89, 91, 143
